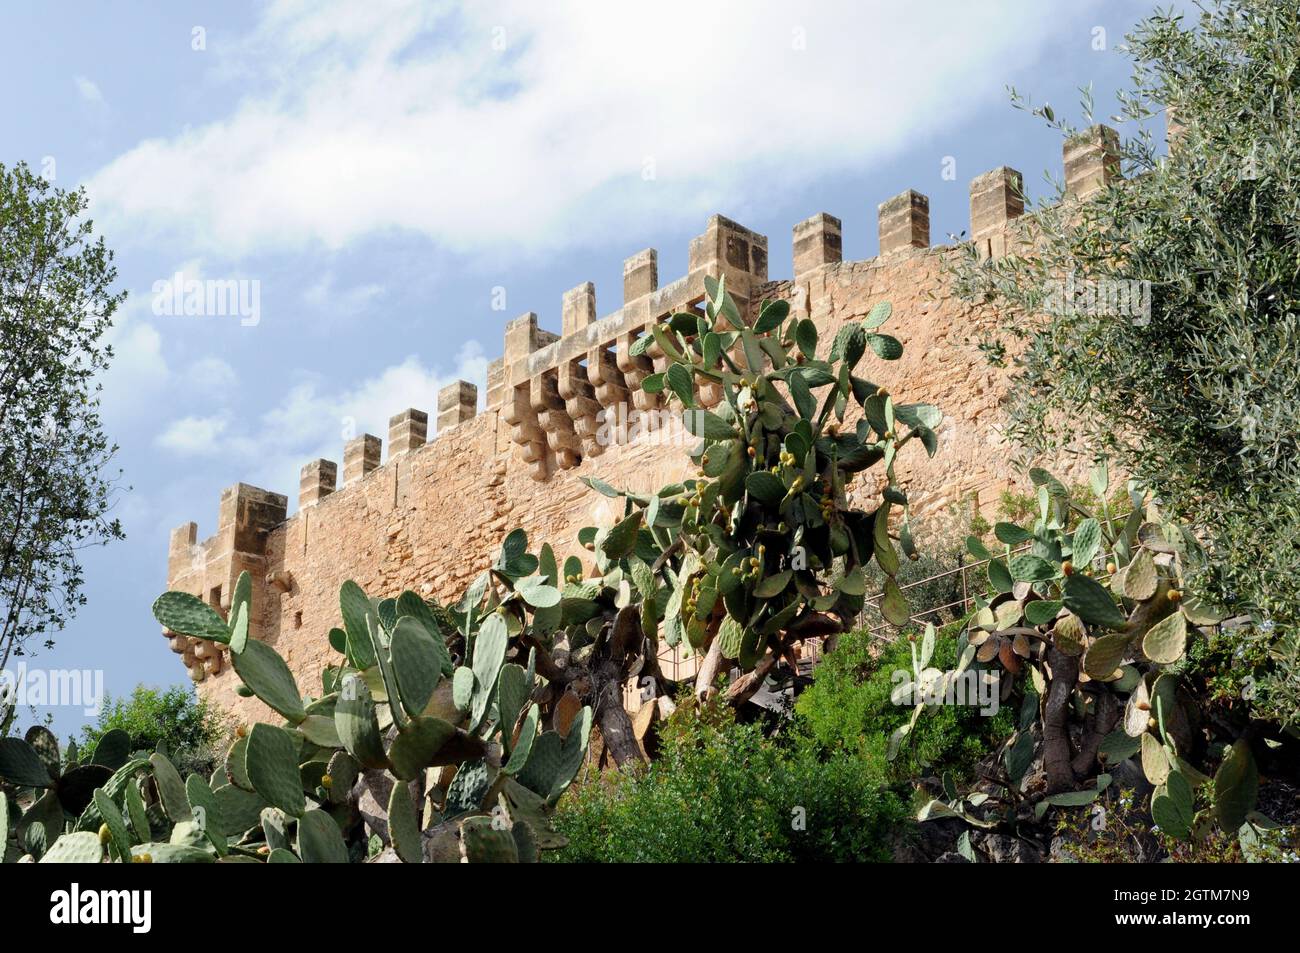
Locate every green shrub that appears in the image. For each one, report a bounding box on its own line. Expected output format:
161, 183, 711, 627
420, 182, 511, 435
994, 480, 1130, 531
552, 704, 906, 862
1184, 625, 1274, 713
80, 685, 226, 777
794, 622, 1014, 783
1053, 787, 1298, 863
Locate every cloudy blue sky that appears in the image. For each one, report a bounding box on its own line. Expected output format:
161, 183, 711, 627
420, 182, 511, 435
1, 0, 1179, 739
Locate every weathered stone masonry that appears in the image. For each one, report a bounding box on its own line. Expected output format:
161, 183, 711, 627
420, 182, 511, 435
164, 128, 1122, 725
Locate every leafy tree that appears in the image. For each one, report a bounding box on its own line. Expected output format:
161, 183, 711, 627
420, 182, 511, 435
80, 684, 226, 775
949, 0, 1300, 725
0, 161, 125, 667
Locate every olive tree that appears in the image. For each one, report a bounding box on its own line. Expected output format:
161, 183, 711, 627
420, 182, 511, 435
948, 0, 1300, 727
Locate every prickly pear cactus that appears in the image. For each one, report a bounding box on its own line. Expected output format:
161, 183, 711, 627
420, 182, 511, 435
577, 277, 937, 710
6, 281, 938, 861
1, 569, 594, 864
425, 281, 939, 769
914, 463, 1272, 847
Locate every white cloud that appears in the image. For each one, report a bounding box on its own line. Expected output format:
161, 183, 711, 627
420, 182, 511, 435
85, 0, 1100, 258
99, 296, 169, 422
106, 311, 166, 380
98, 260, 213, 420
153, 340, 489, 505
302, 272, 384, 315
74, 75, 103, 104
157, 415, 229, 455
186, 356, 239, 394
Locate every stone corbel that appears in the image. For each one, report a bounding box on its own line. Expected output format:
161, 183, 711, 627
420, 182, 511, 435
502, 380, 549, 481
532, 371, 582, 470
559, 359, 605, 458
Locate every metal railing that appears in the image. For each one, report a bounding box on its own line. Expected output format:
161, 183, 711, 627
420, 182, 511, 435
623, 510, 1138, 709
856, 509, 1138, 641
853, 545, 1030, 642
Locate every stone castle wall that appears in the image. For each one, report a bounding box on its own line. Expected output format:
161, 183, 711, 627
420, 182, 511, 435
162, 128, 1122, 725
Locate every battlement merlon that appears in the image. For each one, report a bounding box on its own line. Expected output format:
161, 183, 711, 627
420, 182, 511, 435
623, 248, 657, 301
299, 459, 337, 509
1064, 124, 1121, 200
167, 521, 199, 585
216, 483, 288, 564
794, 213, 843, 280
388, 408, 429, 457
343, 434, 381, 485
970, 166, 1026, 261
437, 381, 478, 432
878, 190, 930, 257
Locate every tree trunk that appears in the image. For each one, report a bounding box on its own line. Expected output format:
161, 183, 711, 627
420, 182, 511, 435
723, 650, 779, 707
1072, 688, 1119, 778
1042, 646, 1079, 793
694, 638, 724, 702
591, 658, 645, 768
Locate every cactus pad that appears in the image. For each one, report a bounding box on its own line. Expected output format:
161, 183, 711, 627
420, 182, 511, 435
387, 780, 422, 863
334, 673, 387, 769
231, 638, 306, 724
245, 724, 306, 817
296, 809, 348, 863
37, 830, 103, 864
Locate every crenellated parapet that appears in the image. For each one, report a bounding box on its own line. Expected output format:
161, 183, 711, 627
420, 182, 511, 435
492, 214, 770, 480
164, 127, 1127, 688
163, 378, 486, 682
